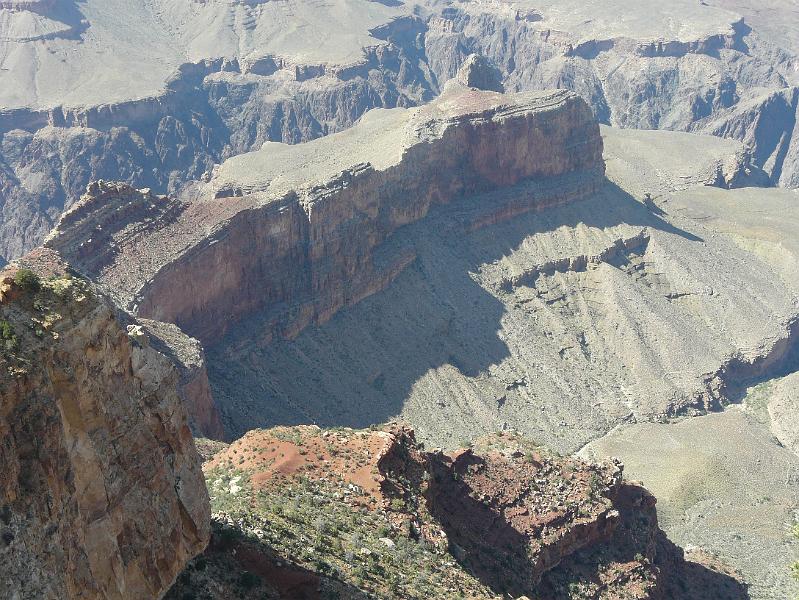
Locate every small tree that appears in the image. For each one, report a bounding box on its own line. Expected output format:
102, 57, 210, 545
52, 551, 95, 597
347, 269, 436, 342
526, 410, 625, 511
0, 320, 17, 352
14, 269, 41, 293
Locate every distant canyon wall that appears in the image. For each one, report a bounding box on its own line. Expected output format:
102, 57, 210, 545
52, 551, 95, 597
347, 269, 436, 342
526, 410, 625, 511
1, 5, 798, 262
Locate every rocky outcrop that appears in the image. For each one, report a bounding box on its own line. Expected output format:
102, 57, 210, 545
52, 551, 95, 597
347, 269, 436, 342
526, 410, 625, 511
0, 249, 210, 599
44, 181, 184, 275
454, 54, 504, 93
138, 319, 225, 441
764, 372, 799, 456
422, 438, 625, 594
167, 424, 743, 599
47, 86, 604, 345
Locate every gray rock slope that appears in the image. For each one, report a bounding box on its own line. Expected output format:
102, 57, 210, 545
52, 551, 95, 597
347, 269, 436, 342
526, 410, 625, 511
1, 0, 798, 262
208, 122, 797, 448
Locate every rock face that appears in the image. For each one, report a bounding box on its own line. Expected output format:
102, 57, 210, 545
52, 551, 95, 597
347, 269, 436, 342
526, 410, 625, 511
2, 0, 799, 264
767, 373, 799, 455
166, 424, 745, 599
0, 250, 210, 599
46, 85, 604, 345
138, 318, 225, 441
454, 54, 504, 93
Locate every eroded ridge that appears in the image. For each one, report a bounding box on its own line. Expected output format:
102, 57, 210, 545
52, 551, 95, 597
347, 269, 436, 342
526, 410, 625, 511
166, 425, 746, 599
47, 85, 605, 344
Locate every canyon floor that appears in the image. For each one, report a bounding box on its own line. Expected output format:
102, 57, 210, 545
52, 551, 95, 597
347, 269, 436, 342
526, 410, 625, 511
583, 403, 799, 600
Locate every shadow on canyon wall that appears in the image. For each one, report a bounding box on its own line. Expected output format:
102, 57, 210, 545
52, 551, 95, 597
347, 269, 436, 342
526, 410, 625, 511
206, 177, 703, 439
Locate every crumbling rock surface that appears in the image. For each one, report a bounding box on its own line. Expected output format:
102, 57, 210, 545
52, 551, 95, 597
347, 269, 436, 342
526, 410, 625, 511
0, 250, 210, 600
423, 441, 624, 594
766, 373, 799, 456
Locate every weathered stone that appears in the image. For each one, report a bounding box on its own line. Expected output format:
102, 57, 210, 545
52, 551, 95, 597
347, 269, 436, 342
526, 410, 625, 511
454, 54, 504, 93
0, 250, 210, 600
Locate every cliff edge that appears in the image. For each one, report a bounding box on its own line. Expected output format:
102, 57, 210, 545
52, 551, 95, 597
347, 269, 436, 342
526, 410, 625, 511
46, 84, 604, 345
0, 249, 210, 599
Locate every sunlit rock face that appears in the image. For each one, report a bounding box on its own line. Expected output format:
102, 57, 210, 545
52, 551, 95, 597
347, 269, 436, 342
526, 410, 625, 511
0, 250, 210, 600
0, 0, 84, 42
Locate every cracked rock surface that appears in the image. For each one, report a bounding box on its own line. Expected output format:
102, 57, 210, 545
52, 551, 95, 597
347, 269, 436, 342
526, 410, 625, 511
0, 250, 210, 600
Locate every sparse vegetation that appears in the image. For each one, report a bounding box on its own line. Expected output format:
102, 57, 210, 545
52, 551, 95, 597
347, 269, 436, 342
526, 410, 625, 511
0, 320, 17, 352
13, 269, 41, 293
202, 465, 494, 599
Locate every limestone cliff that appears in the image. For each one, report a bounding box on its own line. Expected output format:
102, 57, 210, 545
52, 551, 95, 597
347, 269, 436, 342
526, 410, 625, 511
0, 249, 210, 599
46, 85, 604, 345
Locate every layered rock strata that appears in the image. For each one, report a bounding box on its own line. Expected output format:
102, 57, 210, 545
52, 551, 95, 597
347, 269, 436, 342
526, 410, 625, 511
47, 84, 604, 344
0, 250, 210, 599
2, 0, 799, 266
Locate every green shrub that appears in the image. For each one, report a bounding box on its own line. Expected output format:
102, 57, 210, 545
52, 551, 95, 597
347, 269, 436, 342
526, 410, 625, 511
14, 269, 40, 293
0, 320, 14, 340
0, 320, 17, 352
238, 571, 260, 589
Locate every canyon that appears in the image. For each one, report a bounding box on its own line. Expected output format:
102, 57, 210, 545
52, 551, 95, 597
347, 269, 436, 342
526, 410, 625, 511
1, 2, 798, 597
22, 72, 799, 596
1, 0, 798, 263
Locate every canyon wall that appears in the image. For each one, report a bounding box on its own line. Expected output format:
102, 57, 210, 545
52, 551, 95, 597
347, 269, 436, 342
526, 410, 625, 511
0, 249, 210, 599
2, 0, 798, 264
47, 84, 605, 345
